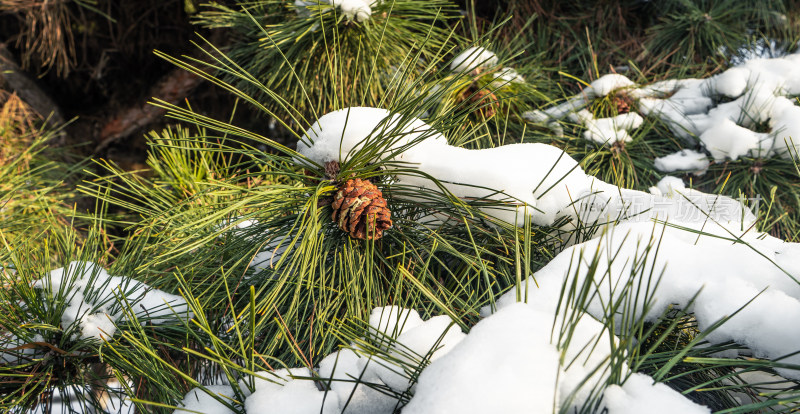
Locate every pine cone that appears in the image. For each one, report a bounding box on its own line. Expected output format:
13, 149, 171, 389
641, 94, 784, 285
331, 178, 392, 240
612, 91, 633, 114
459, 86, 499, 118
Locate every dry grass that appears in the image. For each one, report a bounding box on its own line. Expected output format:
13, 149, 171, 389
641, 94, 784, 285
1, 0, 79, 77
0, 89, 41, 168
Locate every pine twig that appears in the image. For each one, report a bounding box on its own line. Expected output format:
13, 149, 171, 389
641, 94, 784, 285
95, 68, 203, 153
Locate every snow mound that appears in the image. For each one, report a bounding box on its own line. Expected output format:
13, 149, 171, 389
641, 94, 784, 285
295, 0, 375, 22
235, 311, 464, 413
590, 74, 635, 97
654, 149, 710, 174
450, 47, 498, 73
491, 67, 525, 86
175, 385, 235, 414
581, 111, 644, 145
318, 349, 398, 414
604, 373, 711, 414
296, 107, 448, 166
299, 107, 764, 229
493, 221, 800, 380
297, 107, 592, 226
34, 261, 192, 341
243, 368, 340, 414
405, 303, 710, 413
532, 54, 800, 161
368, 306, 424, 337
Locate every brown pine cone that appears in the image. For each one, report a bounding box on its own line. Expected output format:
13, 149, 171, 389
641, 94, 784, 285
612, 91, 634, 114
459, 86, 499, 118
331, 178, 392, 240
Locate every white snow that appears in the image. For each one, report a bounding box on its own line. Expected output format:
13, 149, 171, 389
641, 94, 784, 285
490, 67, 525, 88
590, 74, 635, 97
296, 107, 448, 167
175, 385, 236, 414
523, 94, 593, 123
368, 306, 424, 338
298, 107, 591, 227
34, 261, 192, 341
236, 312, 463, 413
449, 47, 498, 73
281, 105, 800, 412
364, 314, 465, 392
709, 67, 749, 98
395, 143, 591, 226
294, 0, 374, 22
533, 54, 800, 161
402, 304, 562, 413
329, 0, 372, 22
491, 220, 800, 380
404, 303, 710, 413
298, 107, 763, 230
650, 175, 686, 196
653, 149, 710, 173
604, 373, 711, 414
699, 119, 766, 161
243, 368, 340, 414
581, 111, 644, 145
318, 349, 398, 414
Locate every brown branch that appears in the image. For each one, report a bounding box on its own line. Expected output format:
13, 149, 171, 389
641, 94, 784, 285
94, 66, 203, 153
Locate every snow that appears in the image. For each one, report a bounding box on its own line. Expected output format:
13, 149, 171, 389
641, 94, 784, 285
449, 47, 498, 73
581, 111, 644, 145
253, 299, 714, 414
329, 0, 372, 22
653, 149, 710, 174
650, 175, 686, 196
532, 54, 800, 161
298, 106, 763, 231
523, 95, 592, 123
254, 303, 706, 413
364, 314, 465, 392
402, 304, 562, 413
395, 143, 591, 226
254, 104, 800, 411
491, 221, 800, 380
318, 349, 398, 414
368, 306, 424, 338
294, 0, 374, 22
298, 107, 591, 227
575, 175, 757, 236
490, 67, 525, 88
699, 119, 766, 161
232, 311, 461, 414
34, 261, 192, 341
590, 74, 635, 97
769, 99, 800, 157
175, 385, 236, 414
296, 107, 448, 167
244, 369, 340, 414
603, 373, 711, 414
404, 303, 710, 413
709, 67, 749, 98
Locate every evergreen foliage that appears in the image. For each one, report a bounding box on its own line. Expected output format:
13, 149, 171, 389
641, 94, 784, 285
2, 1, 800, 413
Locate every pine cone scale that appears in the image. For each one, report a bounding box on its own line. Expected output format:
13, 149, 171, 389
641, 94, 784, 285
331, 178, 392, 240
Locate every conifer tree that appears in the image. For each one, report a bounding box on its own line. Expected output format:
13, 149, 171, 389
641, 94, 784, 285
2, 1, 800, 413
